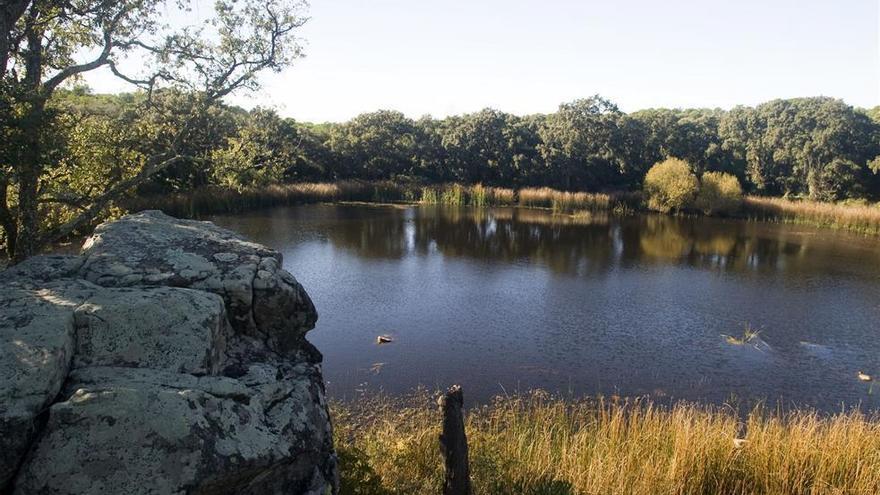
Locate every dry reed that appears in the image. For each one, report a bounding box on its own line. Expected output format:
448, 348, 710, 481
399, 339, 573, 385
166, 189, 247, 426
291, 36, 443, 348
743, 196, 880, 236
333, 392, 880, 495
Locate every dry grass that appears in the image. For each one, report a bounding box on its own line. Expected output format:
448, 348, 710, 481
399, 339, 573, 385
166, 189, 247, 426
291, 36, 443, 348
518, 187, 612, 213
743, 196, 880, 236
124, 181, 416, 217
126, 181, 629, 220
332, 392, 880, 495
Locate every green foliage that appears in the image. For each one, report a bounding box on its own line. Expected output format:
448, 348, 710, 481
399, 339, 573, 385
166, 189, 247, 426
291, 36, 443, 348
212, 108, 297, 190
809, 158, 866, 202
337, 445, 389, 495
440, 183, 465, 205
0, 0, 308, 259
694, 172, 743, 216
537, 96, 634, 190
9, 80, 880, 259
718, 98, 878, 199
643, 158, 699, 213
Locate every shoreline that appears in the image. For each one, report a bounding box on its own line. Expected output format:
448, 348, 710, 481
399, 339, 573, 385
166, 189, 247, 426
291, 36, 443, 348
123, 181, 880, 236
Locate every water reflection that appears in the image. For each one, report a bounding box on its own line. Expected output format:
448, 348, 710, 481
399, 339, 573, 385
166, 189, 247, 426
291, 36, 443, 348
210, 204, 880, 412
323, 205, 877, 279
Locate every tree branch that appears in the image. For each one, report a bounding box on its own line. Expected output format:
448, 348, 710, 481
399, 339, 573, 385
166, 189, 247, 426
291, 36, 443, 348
38, 153, 194, 246
43, 7, 129, 93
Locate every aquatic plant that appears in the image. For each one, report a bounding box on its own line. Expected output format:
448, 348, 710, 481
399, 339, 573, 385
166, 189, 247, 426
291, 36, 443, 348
723, 324, 762, 346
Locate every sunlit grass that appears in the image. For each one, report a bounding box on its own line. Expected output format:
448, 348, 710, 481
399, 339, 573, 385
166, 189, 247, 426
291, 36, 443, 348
744, 196, 880, 236
419, 183, 516, 207
333, 391, 880, 495
518, 187, 612, 213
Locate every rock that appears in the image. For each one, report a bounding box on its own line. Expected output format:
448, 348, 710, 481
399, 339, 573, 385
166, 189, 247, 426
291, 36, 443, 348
14, 366, 334, 495
0, 212, 335, 494
0, 281, 97, 488
78, 210, 317, 352
0, 255, 83, 284
73, 287, 231, 374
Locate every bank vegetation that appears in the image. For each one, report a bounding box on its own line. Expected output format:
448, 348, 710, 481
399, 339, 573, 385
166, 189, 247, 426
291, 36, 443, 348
332, 392, 880, 495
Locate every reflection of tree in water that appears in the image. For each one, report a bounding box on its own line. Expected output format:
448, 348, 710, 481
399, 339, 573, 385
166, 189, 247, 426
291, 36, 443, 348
413, 207, 616, 275
325, 208, 412, 259
323, 205, 879, 277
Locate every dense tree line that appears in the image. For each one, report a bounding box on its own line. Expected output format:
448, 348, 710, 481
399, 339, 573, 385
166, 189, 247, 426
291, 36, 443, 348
54, 91, 877, 200
6, 88, 880, 257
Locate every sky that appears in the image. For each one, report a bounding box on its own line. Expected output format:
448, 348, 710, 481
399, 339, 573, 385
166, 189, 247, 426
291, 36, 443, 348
84, 0, 880, 122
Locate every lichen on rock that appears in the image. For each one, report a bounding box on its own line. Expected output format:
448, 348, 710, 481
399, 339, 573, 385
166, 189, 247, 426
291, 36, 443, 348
0, 211, 336, 494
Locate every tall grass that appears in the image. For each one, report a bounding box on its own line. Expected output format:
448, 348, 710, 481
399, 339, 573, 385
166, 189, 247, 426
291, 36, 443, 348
419, 183, 516, 207
333, 392, 880, 495
124, 181, 413, 217
518, 187, 612, 213
127, 181, 628, 220
744, 196, 880, 236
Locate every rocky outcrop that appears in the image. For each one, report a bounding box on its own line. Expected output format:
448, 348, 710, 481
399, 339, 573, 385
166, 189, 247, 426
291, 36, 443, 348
0, 211, 336, 494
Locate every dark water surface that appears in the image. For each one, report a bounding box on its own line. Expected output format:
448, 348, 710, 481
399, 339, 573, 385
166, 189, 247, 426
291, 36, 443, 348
210, 204, 880, 412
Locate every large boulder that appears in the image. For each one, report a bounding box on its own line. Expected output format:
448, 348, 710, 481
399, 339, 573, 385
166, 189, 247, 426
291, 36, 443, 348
78, 211, 317, 352
14, 365, 333, 495
0, 281, 97, 488
0, 211, 335, 494
72, 287, 231, 374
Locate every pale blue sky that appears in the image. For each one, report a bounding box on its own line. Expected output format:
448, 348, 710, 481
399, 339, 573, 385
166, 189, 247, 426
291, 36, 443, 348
86, 0, 880, 122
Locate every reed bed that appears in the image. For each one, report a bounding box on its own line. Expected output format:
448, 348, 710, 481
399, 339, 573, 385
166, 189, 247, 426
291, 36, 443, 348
743, 196, 880, 236
332, 392, 880, 495
124, 181, 415, 217
518, 187, 612, 213
127, 181, 627, 220
419, 183, 516, 207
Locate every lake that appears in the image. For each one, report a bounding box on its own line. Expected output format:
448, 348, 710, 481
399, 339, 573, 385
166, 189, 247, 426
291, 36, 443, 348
210, 204, 880, 412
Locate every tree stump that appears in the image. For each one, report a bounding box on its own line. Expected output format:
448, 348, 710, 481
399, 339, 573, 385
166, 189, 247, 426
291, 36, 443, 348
438, 385, 472, 495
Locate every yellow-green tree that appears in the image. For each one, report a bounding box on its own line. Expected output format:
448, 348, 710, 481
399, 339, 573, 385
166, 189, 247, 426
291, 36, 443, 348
643, 158, 698, 213
694, 172, 743, 216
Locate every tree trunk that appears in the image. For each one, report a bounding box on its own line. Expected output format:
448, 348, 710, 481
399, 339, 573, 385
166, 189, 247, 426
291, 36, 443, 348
14, 159, 40, 262
438, 385, 472, 495
0, 175, 17, 258
10, 5, 45, 262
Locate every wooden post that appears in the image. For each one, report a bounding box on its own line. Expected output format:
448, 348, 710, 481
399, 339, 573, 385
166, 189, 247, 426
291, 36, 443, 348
438, 385, 472, 495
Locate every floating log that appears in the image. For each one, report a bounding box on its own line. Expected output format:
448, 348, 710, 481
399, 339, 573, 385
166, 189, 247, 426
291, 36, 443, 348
438, 385, 472, 495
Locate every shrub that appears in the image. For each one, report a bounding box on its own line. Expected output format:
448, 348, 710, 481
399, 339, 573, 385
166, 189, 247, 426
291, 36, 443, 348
694, 172, 743, 216
643, 158, 698, 213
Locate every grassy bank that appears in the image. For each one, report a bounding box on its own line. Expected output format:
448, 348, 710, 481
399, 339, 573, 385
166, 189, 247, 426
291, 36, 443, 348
123, 181, 417, 218
126, 181, 631, 218
332, 392, 880, 495
125, 181, 880, 237
743, 196, 880, 236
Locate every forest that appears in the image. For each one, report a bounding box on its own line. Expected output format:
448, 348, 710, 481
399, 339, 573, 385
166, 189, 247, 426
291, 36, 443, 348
4, 87, 880, 258
45, 88, 880, 199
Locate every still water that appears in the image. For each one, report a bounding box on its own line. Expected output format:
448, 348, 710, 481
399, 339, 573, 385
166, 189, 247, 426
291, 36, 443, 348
210, 204, 880, 412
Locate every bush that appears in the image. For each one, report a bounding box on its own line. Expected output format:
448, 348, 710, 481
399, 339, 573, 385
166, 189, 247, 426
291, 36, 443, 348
643, 158, 698, 213
694, 172, 743, 216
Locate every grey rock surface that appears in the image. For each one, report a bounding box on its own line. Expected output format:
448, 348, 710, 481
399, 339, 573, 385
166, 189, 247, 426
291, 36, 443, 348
0, 280, 97, 488
0, 211, 335, 494
78, 211, 317, 352
73, 287, 231, 374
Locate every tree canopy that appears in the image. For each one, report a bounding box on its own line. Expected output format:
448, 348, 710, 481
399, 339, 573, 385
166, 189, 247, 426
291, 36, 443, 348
0, 0, 308, 259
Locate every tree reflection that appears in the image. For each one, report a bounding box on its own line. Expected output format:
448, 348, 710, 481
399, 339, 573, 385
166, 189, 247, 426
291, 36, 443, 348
322, 205, 878, 277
